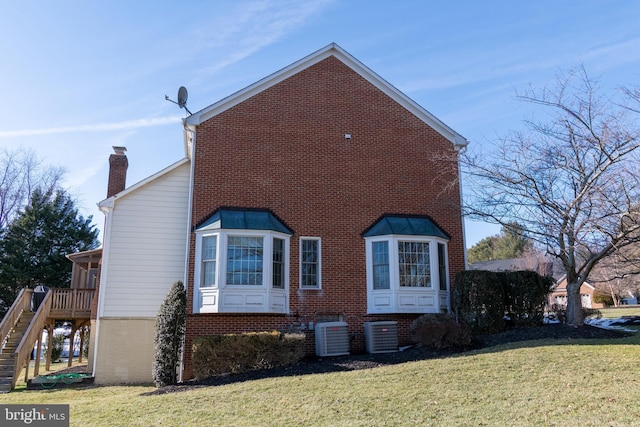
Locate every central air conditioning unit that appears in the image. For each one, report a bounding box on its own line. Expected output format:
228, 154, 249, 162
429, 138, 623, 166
315, 321, 350, 357
364, 321, 398, 353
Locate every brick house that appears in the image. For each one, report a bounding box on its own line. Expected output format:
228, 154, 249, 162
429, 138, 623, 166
91, 43, 468, 384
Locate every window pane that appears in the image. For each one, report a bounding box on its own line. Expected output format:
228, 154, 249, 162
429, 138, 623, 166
272, 238, 284, 289
201, 236, 217, 287
438, 243, 447, 291
398, 241, 431, 287
226, 236, 264, 285
372, 241, 390, 290
301, 239, 319, 288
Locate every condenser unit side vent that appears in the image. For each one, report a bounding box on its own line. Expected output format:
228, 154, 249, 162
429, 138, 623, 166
364, 321, 398, 353
315, 321, 350, 357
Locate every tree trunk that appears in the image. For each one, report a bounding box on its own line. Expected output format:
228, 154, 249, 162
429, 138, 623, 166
565, 282, 584, 326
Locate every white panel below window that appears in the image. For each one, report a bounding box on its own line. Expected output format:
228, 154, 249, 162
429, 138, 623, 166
246, 294, 265, 305
417, 296, 434, 306
224, 294, 244, 306
201, 292, 217, 306
373, 295, 391, 306
270, 293, 287, 309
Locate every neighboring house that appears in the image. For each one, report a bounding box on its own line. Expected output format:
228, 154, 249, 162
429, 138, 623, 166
621, 292, 638, 305
90, 43, 468, 384
548, 276, 598, 309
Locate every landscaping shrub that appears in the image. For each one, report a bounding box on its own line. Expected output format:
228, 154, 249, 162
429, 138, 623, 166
409, 313, 472, 350
454, 269, 554, 333
548, 304, 601, 323
503, 271, 553, 327
583, 307, 602, 319
50, 333, 65, 362
192, 331, 306, 380
594, 293, 614, 306
453, 270, 505, 333
82, 329, 89, 358
153, 281, 187, 387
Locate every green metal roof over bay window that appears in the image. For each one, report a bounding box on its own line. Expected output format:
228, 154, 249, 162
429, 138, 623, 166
362, 215, 449, 239
195, 208, 293, 234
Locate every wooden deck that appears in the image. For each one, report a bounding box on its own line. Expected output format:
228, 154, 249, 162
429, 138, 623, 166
0, 287, 95, 391
48, 288, 94, 320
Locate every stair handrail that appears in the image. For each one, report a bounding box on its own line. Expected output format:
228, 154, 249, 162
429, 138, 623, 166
10, 290, 52, 390
0, 288, 32, 351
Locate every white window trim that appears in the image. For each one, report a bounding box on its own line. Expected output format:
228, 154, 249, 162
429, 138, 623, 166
365, 234, 449, 314
299, 237, 321, 289
194, 229, 290, 313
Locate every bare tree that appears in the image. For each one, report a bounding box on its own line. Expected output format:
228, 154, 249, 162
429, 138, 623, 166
463, 66, 640, 326
589, 246, 640, 306
0, 148, 64, 230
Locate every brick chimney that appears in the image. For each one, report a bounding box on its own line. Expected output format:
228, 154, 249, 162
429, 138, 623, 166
107, 146, 128, 198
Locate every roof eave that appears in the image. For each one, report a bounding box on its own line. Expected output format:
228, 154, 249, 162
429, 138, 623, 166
185, 43, 468, 149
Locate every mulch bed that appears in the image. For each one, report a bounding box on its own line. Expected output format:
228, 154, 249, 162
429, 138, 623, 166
144, 323, 631, 396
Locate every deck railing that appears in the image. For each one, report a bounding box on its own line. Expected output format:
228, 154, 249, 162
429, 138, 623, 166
49, 289, 94, 319
0, 288, 31, 353
12, 291, 52, 390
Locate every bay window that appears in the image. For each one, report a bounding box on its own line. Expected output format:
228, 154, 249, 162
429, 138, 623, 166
364, 215, 450, 314
194, 209, 292, 314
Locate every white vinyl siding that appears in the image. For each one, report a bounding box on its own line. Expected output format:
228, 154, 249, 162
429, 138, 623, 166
100, 161, 190, 317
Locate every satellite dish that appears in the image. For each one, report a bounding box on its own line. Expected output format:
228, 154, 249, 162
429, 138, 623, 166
165, 86, 192, 115
177, 86, 188, 109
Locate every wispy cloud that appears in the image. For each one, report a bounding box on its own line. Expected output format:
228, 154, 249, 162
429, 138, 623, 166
192, 0, 334, 76
0, 116, 183, 138
403, 36, 640, 94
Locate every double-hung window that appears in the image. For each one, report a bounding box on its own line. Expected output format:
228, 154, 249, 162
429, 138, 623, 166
201, 235, 218, 287
364, 215, 450, 314
300, 237, 321, 289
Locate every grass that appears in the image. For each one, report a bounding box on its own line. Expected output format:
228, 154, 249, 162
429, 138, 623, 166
12, 359, 87, 391
4, 311, 640, 426
599, 306, 640, 319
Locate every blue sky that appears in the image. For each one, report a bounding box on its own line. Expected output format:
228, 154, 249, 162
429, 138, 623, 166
1, 1, 639, 247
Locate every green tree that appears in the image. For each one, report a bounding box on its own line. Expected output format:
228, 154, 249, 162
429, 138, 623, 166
0, 188, 99, 315
153, 281, 187, 387
468, 222, 532, 264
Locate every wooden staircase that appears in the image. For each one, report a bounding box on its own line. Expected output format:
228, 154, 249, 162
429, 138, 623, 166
0, 288, 52, 393
0, 312, 35, 393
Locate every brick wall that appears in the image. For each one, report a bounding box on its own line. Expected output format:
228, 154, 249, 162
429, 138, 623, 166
183, 56, 464, 379
107, 150, 128, 198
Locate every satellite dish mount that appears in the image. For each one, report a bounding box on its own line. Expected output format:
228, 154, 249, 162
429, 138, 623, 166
165, 86, 192, 115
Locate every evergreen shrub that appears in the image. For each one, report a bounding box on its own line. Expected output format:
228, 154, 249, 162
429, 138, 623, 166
454, 269, 554, 333
192, 331, 306, 380
503, 271, 552, 327
152, 281, 187, 387
453, 270, 505, 333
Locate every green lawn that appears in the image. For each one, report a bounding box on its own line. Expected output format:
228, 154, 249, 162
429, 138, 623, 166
599, 306, 640, 318
4, 322, 640, 427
